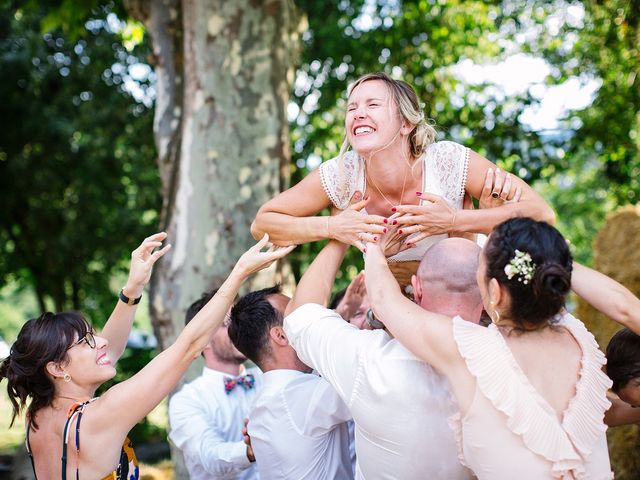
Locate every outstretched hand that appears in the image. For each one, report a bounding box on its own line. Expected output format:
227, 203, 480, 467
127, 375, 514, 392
335, 271, 366, 320
388, 192, 455, 246
328, 197, 386, 253
233, 234, 295, 278
376, 223, 414, 257
124, 232, 172, 298
479, 168, 521, 209
243, 418, 256, 462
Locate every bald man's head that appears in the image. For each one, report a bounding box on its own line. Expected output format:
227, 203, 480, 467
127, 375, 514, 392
411, 238, 483, 323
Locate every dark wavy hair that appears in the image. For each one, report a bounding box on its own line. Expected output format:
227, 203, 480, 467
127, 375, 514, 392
0, 312, 91, 429
228, 285, 282, 366
606, 328, 640, 392
483, 217, 573, 327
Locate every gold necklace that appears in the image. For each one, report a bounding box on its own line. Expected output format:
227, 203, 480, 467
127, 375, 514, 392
366, 161, 409, 209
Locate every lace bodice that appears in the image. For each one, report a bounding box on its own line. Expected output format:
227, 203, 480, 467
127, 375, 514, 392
319, 141, 470, 262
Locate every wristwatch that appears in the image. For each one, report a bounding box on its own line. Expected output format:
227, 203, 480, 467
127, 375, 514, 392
119, 289, 142, 306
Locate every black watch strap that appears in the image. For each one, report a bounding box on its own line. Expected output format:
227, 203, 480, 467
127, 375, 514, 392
119, 289, 142, 306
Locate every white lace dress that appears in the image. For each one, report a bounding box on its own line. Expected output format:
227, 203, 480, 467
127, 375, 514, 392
319, 140, 470, 262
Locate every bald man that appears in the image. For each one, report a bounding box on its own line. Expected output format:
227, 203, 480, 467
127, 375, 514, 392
283, 238, 483, 480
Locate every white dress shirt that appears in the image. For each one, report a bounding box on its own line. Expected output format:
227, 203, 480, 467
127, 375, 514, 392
248, 369, 354, 480
169, 366, 261, 480
284, 303, 473, 480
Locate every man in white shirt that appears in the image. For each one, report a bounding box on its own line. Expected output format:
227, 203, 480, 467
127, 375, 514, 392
284, 238, 483, 479
228, 286, 354, 480
169, 290, 260, 480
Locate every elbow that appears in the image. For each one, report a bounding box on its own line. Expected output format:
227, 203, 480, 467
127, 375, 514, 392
611, 298, 639, 332
542, 206, 556, 226
251, 204, 269, 240
250, 218, 262, 241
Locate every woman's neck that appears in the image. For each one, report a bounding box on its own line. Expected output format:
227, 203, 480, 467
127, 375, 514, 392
363, 149, 422, 204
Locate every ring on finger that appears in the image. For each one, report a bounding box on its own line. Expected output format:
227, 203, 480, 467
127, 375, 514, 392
491, 192, 500, 199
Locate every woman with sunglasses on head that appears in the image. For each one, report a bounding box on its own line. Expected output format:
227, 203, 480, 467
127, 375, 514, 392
252, 72, 554, 287
0, 233, 293, 479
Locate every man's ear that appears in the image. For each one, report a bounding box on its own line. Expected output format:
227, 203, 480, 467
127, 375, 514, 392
269, 326, 289, 347
411, 274, 422, 305
46, 361, 66, 380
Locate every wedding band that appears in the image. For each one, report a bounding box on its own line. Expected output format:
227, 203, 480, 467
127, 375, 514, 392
491, 192, 500, 199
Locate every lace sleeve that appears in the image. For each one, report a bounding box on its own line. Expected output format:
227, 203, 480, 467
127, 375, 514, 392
426, 141, 469, 206
318, 151, 364, 210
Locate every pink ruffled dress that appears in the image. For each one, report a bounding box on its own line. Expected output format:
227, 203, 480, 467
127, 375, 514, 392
449, 312, 614, 479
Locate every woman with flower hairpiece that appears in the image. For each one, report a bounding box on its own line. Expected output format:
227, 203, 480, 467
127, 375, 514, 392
252, 72, 554, 288
364, 217, 613, 479
0, 233, 293, 479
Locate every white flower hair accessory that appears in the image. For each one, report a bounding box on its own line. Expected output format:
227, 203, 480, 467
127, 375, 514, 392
503, 250, 536, 284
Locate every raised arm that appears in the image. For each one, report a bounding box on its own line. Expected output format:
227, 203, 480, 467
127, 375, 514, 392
101, 232, 171, 362
251, 170, 385, 250
363, 241, 461, 374
94, 236, 295, 438
394, 151, 555, 238
571, 262, 640, 334
604, 392, 640, 427
457, 151, 556, 233
285, 239, 349, 316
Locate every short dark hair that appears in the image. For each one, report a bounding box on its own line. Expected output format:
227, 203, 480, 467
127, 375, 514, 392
329, 288, 347, 310
185, 289, 219, 326
0, 312, 91, 429
483, 217, 572, 327
228, 286, 282, 366
606, 328, 640, 392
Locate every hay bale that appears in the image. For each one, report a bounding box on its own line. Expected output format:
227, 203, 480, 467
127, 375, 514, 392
575, 205, 640, 479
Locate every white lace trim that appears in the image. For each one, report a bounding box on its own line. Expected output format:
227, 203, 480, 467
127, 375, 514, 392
318, 141, 468, 210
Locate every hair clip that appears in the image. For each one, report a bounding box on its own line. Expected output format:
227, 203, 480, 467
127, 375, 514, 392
504, 250, 536, 285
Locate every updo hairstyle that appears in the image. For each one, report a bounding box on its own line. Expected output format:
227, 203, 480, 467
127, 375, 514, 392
342, 72, 436, 158
0, 312, 91, 428
483, 217, 573, 327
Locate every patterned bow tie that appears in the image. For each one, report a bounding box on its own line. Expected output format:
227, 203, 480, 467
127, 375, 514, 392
223, 374, 255, 395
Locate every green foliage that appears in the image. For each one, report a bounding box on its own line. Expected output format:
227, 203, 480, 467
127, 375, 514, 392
288, 0, 555, 282
526, 0, 640, 264
0, 4, 159, 325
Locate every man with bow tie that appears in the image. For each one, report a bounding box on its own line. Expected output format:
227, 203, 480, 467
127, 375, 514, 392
169, 289, 261, 480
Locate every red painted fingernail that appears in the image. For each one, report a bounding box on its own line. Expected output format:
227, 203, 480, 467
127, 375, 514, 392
383, 228, 387, 233
383, 218, 388, 224
373, 237, 378, 241
392, 220, 397, 225
416, 191, 422, 196
391, 207, 397, 212
363, 247, 367, 253
398, 229, 403, 234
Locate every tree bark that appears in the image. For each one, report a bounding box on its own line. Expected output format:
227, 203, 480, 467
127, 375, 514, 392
149, 0, 300, 351
127, 0, 301, 477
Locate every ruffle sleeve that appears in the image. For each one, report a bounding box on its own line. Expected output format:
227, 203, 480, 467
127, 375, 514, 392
451, 315, 612, 479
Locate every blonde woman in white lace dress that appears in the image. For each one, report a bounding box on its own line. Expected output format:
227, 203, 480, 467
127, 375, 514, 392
252, 72, 554, 285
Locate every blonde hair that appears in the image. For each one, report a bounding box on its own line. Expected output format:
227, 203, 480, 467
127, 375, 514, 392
335, 73, 437, 202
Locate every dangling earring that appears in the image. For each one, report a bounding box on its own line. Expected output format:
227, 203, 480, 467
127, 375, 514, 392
63, 373, 71, 383
489, 302, 500, 325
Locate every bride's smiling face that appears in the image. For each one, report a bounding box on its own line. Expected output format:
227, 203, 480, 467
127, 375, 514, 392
345, 80, 406, 155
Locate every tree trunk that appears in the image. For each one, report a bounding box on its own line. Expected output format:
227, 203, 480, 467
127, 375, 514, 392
127, 0, 301, 477
149, 0, 300, 350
